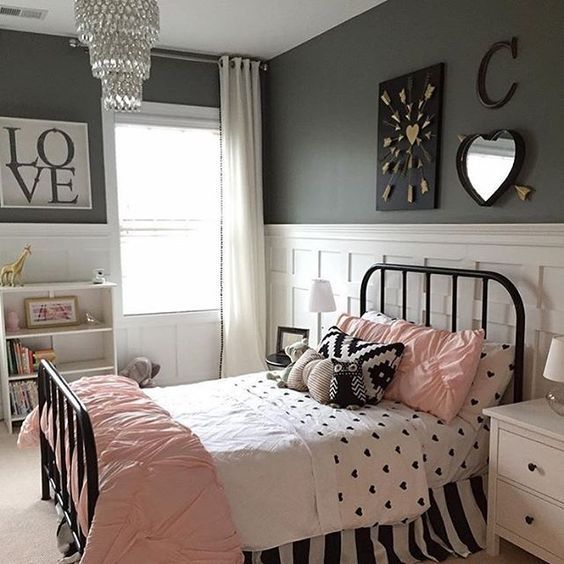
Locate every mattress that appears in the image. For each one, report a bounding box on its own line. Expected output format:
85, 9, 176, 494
145, 373, 488, 551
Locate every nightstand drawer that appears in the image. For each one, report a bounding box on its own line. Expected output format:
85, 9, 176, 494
498, 429, 564, 500
497, 481, 564, 559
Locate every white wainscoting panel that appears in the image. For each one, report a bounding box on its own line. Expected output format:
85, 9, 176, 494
266, 224, 564, 400
0, 224, 219, 421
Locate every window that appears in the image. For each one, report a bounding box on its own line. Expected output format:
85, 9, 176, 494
113, 106, 220, 316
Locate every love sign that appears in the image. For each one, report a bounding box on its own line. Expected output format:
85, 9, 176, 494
0, 117, 92, 209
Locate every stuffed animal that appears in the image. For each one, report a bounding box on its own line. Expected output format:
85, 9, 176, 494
267, 338, 309, 387
0, 244, 31, 287
328, 359, 367, 410
120, 356, 161, 388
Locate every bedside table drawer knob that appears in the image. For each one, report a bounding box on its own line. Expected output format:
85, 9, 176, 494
527, 462, 537, 472
524, 515, 535, 525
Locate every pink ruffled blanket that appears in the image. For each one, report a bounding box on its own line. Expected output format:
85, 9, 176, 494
18, 375, 243, 564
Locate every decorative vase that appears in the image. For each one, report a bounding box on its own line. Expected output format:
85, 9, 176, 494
6, 311, 20, 332
546, 385, 564, 416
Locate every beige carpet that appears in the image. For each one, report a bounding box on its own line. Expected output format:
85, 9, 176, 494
0, 425, 544, 564
0, 424, 61, 563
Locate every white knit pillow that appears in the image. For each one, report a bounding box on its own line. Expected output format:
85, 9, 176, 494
286, 348, 319, 391
360, 310, 397, 325
303, 358, 333, 404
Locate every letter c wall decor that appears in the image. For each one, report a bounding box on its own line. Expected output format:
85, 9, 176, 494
477, 36, 519, 109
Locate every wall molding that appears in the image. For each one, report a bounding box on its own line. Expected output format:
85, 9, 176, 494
0, 223, 110, 238
265, 222, 564, 402
266, 223, 564, 247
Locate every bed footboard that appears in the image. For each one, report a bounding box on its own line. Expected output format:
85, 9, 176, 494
38, 360, 99, 552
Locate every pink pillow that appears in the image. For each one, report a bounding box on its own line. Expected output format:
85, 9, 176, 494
343, 317, 484, 422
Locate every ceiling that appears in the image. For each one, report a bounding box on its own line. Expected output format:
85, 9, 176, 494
0, 0, 388, 59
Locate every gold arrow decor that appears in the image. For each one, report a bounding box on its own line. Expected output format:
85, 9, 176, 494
376, 63, 444, 210
515, 185, 534, 201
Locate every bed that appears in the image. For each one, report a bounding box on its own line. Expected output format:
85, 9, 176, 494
26, 263, 525, 563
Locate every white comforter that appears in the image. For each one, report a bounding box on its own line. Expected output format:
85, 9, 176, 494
146, 374, 436, 551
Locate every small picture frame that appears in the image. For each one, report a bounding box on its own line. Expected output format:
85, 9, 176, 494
24, 296, 80, 329
276, 326, 310, 353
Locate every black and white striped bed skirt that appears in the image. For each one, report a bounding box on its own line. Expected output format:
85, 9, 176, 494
244, 474, 487, 564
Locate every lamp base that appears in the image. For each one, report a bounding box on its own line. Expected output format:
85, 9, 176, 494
546, 384, 564, 416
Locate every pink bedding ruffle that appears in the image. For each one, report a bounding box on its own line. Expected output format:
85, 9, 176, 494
19, 375, 243, 564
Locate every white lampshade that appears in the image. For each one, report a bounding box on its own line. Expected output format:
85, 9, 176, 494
544, 336, 564, 383
308, 279, 336, 313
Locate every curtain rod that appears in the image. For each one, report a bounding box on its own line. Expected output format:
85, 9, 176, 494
68, 38, 268, 71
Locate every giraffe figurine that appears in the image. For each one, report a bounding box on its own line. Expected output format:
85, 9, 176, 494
0, 244, 32, 287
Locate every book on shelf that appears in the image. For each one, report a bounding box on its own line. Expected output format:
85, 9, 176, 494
6, 340, 56, 376
9, 379, 38, 417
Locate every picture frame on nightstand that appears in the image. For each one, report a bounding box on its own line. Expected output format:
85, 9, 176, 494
276, 326, 309, 353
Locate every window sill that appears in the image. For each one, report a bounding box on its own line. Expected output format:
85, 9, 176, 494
118, 309, 219, 329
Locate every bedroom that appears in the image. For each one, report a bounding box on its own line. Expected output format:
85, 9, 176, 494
0, 0, 563, 563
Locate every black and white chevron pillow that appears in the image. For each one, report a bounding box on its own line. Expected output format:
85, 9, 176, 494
329, 360, 367, 408
318, 326, 405, 404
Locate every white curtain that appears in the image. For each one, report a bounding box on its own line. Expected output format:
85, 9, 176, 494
219, 56, 266, 377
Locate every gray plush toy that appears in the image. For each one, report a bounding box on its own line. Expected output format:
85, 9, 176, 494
120, 356, 161, 388
266, 338, 309, 387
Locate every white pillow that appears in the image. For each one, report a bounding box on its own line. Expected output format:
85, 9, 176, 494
458, 342, 515, 428
302, 358, 333, 404
286, 348, 318, 391
360, 310, 397, 325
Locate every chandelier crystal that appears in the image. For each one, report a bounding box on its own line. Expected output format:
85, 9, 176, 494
75, 0, 160, 112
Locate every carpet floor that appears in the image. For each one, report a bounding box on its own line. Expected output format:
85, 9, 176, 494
0, 425, 544, 564
0, 424, 60, 563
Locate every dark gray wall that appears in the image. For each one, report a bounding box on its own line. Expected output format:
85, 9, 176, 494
265, 0, 564, 224
0, 30, 219, 223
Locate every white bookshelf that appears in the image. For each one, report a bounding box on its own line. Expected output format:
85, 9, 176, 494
0, 281, 117, 433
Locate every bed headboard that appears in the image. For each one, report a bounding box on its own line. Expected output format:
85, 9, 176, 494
359, 263, 525, 403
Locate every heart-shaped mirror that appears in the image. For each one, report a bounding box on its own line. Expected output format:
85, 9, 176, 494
456, 129, 525, 206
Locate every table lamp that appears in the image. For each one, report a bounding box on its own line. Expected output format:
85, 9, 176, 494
308, 279, 336, 313
543, 335, 564, 416
309, 279, 336, 342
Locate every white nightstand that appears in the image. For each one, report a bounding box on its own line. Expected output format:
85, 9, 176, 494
484, 399, 564, 564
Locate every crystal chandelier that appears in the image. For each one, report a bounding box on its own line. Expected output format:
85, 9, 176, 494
75, 0, 160, 112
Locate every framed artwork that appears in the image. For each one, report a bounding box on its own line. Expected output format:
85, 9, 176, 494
0, 116, 92, 210
24, 296, 80, 329
276, 326, 310, 353
376, 63, 444, 210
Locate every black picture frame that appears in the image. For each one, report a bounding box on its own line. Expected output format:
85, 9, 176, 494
0, 116, 95, 221
456, 129, 525, 207
276, 326, 309, 353
376, 63, 445, 211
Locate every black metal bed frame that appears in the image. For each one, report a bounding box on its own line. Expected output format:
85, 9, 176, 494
360, 263, 525, 403
36, 264, 525, 552
38, 360, 99, 552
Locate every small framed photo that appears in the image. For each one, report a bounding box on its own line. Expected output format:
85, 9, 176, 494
276, 326, 310, 353
24, 296, 80, 329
